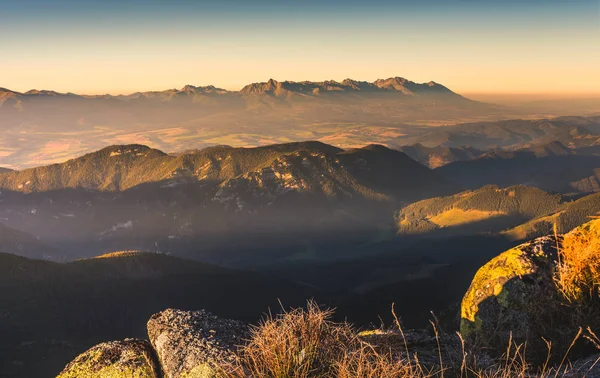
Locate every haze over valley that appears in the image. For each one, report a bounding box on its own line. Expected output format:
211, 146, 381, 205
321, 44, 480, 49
2, 78, 599, 170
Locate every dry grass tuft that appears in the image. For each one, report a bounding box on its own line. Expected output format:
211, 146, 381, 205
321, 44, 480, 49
335, 344, 431, 378
222, 300, 356, 378
555, 222, 600, 303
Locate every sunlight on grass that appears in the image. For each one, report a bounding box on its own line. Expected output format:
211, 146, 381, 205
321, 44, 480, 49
428, 208, 506, 227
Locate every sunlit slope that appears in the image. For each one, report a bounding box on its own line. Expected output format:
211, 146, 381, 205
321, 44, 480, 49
503, 192, 600, 240
396, 185, 563, 236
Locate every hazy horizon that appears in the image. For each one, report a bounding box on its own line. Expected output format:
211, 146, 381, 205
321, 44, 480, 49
1, 0, 599, 95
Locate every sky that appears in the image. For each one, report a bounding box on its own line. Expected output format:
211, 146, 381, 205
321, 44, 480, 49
0, 0, 599, 95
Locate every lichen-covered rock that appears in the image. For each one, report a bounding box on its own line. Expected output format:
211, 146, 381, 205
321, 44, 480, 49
460, 235, 559, 347
57, 339, 161, 378
147, 308, 248, 378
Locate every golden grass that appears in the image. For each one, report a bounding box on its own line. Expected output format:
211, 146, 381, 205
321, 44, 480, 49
555, 221, 600, 303
428, 209, 505, 227
93, 250, 145, 259
219, 302, 600, 378
221, 300, 356, 378
334, 345, 430, 378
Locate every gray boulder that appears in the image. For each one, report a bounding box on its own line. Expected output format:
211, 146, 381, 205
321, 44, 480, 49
147, 308, 248, 378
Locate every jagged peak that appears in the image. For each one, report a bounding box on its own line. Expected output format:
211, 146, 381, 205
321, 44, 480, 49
179, 84, 223, 93
181, 84, 197, 92
238, 76, 457, 97
24, 89, 65, 96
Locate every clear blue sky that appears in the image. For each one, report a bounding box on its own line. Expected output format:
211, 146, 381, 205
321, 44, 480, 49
1, 0, 598, 94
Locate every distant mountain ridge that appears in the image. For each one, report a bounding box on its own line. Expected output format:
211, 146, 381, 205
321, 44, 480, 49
0, 76, 514, 171
396, 139, 591, 169
399, 116, 600, 150
0, 77, 461, 102
238, 77, 458, 98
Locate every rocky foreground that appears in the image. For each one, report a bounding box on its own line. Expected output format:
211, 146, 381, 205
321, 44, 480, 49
58, 309, 244, 378
58, 220, 600, 377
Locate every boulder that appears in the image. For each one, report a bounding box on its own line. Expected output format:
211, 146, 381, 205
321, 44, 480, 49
461, 218, 600, 355
147, 308, 248, 378
57, 338, 160, 378
460, 234, 560, 348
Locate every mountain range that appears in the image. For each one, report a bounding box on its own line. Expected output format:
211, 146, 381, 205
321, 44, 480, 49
0, 76, 517, 170
5, 135, 600, 263
0, 141, 456, 263
0, 77, 460, 103
0, 142, 447, 197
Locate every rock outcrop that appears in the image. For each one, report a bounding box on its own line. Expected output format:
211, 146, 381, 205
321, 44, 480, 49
460, 235, 559, 347
57, 339, 161, 378
58, 299, 599, 378
147, 308, 248, 378
461, 219, 600, 355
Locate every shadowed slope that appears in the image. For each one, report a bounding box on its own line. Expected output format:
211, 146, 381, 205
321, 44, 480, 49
0, 251, 312, 378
